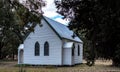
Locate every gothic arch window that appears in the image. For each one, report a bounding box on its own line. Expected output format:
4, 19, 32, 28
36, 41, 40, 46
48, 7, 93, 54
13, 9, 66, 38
78, 45, 80, 56
44, 41, 49, 56
72, 43, 75, 56
35, 41, 40, 56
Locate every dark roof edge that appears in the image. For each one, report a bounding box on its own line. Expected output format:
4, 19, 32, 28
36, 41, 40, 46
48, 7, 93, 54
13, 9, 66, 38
42, 16, 62, 40
43, 16, 82, 43
62, 38, 83, 43
23, 15, 82, 43
23, 15, 62, 41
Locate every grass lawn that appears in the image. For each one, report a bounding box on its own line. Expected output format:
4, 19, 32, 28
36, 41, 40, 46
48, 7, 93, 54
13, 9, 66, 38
0, 60, 120, 72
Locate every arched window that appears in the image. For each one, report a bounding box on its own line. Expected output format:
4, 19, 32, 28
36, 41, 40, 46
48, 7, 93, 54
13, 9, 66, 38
72, 43, 75, 56
78, 45, 80, 56
35, 41, 40, 56
44, 41, 49, 56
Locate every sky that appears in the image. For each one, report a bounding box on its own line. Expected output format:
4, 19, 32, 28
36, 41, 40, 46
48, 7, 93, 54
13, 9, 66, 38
42, 0, 69, 25
20, 0, 69, 25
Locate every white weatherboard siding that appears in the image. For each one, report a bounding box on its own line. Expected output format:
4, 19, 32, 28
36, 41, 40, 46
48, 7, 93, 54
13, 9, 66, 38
24, 19, 62, 65
44, 16, 82, 43
18, 44, 24, 64
72, 43, 83, 65
74, 43, 78, 64
74, 43, 83, 64
63, 48, 72, 65
18, 16, 83, 65
80, 43, 83, 63
63, 42, 73, 65
62, 39, 83, 65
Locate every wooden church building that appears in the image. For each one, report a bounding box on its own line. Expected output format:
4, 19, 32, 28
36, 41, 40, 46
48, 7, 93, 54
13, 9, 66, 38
18, 16, 83, 66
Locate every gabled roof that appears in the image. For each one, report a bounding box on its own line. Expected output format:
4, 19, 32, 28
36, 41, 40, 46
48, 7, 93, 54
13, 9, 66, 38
63, 42, 74, 48
18, 44, 24, 50
43, 16, 82, 43
24, 16, 82, 43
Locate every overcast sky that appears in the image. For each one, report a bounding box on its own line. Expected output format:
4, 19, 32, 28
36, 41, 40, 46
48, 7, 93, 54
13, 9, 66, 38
42, 0, 69, 25
19, 0, 69, 25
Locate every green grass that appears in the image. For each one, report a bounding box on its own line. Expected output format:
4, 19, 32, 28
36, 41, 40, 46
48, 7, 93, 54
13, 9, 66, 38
0, 60, 120, 72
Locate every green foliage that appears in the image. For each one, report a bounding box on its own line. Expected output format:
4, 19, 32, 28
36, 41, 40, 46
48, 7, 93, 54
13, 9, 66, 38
55, 0, 120, 66
0, 0, 44, 59
16, 64, 32, 67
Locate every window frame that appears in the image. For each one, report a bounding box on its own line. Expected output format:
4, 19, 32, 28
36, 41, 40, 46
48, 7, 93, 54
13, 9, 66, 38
44, 41, 49, 56
35, 41, 40, 56
78, 45, 80, 56
72, 43, 75, 56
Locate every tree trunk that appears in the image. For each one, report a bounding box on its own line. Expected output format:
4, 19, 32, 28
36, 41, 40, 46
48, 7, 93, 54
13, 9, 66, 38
91, 41, 95, 65
112, 58, 117, 66
12, 52, 14, 60
0, 47, 1, 59
0, 42, 3, 59
86, 41, 95, 66
112, 57, 120, 66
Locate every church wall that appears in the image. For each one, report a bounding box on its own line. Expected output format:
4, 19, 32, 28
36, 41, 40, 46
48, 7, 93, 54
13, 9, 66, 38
23, 19, 62, 65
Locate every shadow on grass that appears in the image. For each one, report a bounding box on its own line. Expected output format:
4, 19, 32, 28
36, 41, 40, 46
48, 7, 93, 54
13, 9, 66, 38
15, 63, 87, 69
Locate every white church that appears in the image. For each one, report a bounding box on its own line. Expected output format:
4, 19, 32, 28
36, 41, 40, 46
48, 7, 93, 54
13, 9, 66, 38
18, 16, 83, 66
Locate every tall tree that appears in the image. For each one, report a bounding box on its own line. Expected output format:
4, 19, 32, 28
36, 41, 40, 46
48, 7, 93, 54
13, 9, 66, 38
0, 0, 45, 59
55, 0, 120, 66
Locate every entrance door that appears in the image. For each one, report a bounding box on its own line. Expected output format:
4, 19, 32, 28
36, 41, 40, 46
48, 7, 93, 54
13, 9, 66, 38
19, 50, 23, 64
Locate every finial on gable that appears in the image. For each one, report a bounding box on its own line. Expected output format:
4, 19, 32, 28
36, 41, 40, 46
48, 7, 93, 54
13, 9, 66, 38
72, 33, 76, 39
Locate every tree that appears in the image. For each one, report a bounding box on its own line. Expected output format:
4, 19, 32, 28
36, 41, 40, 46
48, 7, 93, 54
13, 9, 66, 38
55, 0, 120, 66
0, 0, 45, 59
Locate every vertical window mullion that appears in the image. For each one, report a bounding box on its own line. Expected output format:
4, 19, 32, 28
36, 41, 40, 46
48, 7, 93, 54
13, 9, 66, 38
78, 45, 80, 56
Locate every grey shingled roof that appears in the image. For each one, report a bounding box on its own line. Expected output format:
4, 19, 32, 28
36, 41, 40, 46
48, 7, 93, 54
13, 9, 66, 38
43, 16, 82, 43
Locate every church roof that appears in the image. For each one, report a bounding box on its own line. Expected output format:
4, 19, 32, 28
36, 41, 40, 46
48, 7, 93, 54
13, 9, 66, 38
63, 42, 74, 48
18, 44, 24, 50
43, 16, 82, 43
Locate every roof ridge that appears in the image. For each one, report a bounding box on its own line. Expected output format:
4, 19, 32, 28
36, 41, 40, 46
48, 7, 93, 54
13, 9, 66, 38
43, 16, 68, 27
43, 16, 82, 43
23, 15, 82, 43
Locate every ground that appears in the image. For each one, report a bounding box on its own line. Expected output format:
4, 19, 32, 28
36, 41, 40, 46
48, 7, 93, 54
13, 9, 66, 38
0, 60, 120, 72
